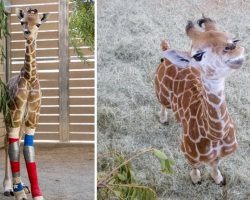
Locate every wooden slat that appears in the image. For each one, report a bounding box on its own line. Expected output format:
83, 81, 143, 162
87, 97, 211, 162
11, 4, 59, 13
70, 125, 94, 132
41, 107, 59, 113
69, 61, 94, 69
70, 107, 94, 114
41, 98, 59, 105
69, 48, 93, 57
34, 133, 59, 140
11, 22, 58, 32
69, 97, 94, 105
40, 80, 58, 87
12, 63, 59, 71
41, 89, 59, 96
70, 116, 94, 123
39, 116, 59, 123
69, 79, 94, 87
11, 40, 59, 49
69, 88, 94, 96
69, 133, 94, 141
36, 124, 59, 132
11, 31, 58, 40
11, 0, 59, 4
11, 49, 58, 58
69, 71, 94, 78
39, 72, 58, 80
11, 13, 59, 23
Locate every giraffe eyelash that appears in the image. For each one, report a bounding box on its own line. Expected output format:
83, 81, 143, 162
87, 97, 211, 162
193, 52, 205, 62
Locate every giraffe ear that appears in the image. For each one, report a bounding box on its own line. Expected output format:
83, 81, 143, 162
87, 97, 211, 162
163, 50, 191, 68
41, 13, 49, 23
16, 8, 24, 20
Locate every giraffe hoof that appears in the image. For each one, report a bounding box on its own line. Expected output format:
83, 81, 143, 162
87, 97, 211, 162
192, 180, 202, 185
159, 117, 168, 124
210, 171, 224, 185
219, 177, 226, 187
23, 185, 31, 194
4, 189, 14, 196
33, 196, 44, 200
158, 111, 168, 124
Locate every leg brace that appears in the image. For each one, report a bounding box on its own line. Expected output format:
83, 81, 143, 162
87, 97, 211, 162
24, 134, 42, 198
8, 138, 23, 193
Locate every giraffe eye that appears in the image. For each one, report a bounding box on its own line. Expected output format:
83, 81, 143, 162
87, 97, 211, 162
36, 24, 41, 27
193, 52, 205, 62
233, 39, 240, 44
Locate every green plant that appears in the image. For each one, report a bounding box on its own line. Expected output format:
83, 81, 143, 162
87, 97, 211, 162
0, 78, 12, 126
0, 0, 9, 63
69, 0, 94, 60
97, 148, 175, 200
0, 1, 12, 126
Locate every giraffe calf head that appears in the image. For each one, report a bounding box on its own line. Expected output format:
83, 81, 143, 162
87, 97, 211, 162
163, 16, 245, 80
16, 8, 49, 41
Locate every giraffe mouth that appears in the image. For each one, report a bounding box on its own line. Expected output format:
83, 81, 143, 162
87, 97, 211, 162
226, 56, 245, 69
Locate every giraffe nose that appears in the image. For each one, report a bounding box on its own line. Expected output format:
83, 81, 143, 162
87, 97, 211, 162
24, 30, 31, 35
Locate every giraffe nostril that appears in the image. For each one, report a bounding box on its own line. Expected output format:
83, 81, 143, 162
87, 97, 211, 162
24, 30, 31, 35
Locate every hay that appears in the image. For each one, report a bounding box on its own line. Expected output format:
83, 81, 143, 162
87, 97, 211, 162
97, 0, 250, 199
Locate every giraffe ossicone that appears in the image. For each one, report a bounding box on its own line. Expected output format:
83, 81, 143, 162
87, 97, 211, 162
3, 8, 48, 200
155, 16, 245, 184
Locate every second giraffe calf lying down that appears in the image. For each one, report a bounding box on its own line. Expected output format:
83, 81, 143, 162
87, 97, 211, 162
155, 16, 245, 184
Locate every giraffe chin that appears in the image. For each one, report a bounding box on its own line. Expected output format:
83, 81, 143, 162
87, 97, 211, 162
226, 58, 245, 69
228, 63, 243, 69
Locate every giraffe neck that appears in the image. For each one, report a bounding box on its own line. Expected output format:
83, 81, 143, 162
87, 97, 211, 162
21, 39, 37, 82
201, 76, 231, 140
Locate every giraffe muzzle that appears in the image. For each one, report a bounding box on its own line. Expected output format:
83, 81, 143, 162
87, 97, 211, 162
24, 30, 31, 35
227, 57, 245, 69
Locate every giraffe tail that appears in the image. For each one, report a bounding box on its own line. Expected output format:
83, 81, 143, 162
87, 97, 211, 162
160, 39, 170, 63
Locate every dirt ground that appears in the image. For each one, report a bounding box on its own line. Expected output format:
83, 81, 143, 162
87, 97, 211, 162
0, 144, 94, 200
97, 0, 250, 199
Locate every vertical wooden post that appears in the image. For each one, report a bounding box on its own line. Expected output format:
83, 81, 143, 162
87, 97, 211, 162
58, 0, 69, 142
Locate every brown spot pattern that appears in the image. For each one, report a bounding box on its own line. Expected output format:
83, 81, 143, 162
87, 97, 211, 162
6, 39, 41, 129
155, 58, 237, 167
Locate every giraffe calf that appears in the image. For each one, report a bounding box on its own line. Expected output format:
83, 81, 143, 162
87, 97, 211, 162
3, 8, 48, 200
155, 17, 245, 184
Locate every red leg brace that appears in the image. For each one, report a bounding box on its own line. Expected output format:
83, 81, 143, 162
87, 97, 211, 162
26, 162, 42, 198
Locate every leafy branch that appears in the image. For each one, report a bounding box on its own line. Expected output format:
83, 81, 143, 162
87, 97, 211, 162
97, 148, 175, 200
0, 0, 9, 63
0, 78, 12, 126
0, 1, 12, 126
69, 0, 94, 60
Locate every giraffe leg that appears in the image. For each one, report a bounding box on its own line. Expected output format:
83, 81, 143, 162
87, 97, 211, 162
3, 135, 14, 196
210, 158, 224, 185
159, 105, 168, 124
8, 127, 27, 200
190, 168, 201, 184
23, 127, 44, 200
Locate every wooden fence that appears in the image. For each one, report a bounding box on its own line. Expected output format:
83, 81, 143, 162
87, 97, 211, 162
0, 0, 95, 144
